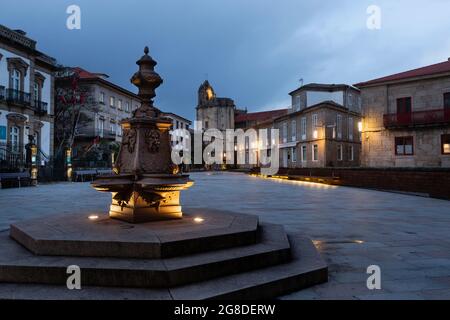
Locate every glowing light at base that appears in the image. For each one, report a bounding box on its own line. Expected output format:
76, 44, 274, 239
250, 174, 338, 189
194, 217, 205, 223
88, 215, 99, 220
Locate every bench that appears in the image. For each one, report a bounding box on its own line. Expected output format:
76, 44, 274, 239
73, 170, 98, 182
96, 169, 113, 176
0, 171, 32, 188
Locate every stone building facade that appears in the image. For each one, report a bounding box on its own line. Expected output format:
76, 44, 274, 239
196, 80, 236, 131
56, 67, 141, 167
0, 24, 57, 171
275, 84, 362, 168
355, 59, 450, 168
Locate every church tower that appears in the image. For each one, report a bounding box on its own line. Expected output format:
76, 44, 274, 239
196, 80, 236, 131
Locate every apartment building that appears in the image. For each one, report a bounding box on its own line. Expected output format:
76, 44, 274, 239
355, 58, 450, 168
0, 24, 57, 171
275, 83, 362, 168
161, 111, 192, 151
55, 67, 141, 166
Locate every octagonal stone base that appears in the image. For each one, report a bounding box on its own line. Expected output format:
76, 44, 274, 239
1, 208, 328, 299
10, 208, 258, 259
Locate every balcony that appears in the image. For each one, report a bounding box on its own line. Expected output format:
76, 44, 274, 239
383, 108, 450, 128
5, 88, 31, 106
33, 100, 48, 116
76, 127, 116, 140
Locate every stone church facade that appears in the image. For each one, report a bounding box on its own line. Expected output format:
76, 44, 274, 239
196, 80, 236, 132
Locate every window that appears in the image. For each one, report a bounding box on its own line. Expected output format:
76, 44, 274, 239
34, 82, 40, 101
337, 145, 343, 161
11, 69, 20, 91
204, 121, 208, 129
442, 134, 450, 154
176, 120, 179, 129
110, 122, 116, 135
99, 92, 105, 104
291, 147, 297, 162
118, 125, 122, 137
336, 115, 342, 139
9, 126, 19, 152
110, 96, 115, 108
312, 144, 318, 161
282, 122, 287, 143
444, 93, 450, 109
301, 117, 307, 140
301, 145, 307, 162
291, 120, 296, 141
125, 102, 130, 112
294, 95, 301, 111
348, 117, 354, 141
397, 97, 412, 114
98, 118, 104, 137
118, 100, 122, 110
395, 136, 414, 155
312, 114, 318, 139
312, 114, 318, 127
349, 145, 354, 161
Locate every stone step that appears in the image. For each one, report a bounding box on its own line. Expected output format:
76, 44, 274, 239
10, 208, 259, 259
0, 234, 327, 300
0, 224, 291, 288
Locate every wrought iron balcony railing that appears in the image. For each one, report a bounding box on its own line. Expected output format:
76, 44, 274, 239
5, 88, 31, 106
383, 108, 450, 128
33, 100, 48, 115
76, 127, 116, 139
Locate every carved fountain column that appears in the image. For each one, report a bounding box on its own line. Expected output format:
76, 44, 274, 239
92, 47, 193, 223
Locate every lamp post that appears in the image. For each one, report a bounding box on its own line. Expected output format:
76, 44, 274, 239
66, 147, 72, 182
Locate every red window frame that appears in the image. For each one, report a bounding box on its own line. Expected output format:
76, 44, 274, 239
395, 136, 414, 156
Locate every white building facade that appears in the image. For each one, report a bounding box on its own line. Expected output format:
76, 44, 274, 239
0, 25, 56, 171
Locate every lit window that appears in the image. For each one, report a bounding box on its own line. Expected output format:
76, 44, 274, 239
442, 134, 450, 154
110, 96, 115, 108
395, 136, 414, 155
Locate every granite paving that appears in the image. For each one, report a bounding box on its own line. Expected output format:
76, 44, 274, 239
1, 172, 450, 299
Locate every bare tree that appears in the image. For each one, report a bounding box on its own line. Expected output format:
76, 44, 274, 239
54, 68, 99, 160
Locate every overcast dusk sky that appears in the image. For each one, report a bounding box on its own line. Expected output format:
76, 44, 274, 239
1, 0, 449, 120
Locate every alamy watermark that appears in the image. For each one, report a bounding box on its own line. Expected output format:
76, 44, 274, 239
66, 5, 81, 30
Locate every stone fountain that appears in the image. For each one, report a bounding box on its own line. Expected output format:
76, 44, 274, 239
92, 47, 193, 223
0, 47, 327, 300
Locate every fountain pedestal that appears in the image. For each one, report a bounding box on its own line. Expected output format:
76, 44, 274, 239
91, 47, 193, 223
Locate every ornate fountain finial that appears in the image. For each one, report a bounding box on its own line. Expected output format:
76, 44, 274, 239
130, 46, 163, 117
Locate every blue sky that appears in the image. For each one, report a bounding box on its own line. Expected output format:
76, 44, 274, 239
1, 0, 450, 120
